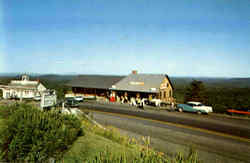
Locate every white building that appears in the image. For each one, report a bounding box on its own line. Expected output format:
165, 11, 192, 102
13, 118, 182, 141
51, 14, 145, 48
0, 75, 47, 99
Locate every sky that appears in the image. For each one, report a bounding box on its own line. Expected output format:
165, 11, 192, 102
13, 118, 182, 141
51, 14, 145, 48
0, 0, 250, 77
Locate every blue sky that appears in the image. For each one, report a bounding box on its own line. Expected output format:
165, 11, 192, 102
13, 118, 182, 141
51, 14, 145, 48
1, 0, 250, 77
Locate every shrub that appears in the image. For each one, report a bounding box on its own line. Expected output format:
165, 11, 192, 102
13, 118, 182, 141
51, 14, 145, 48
0, 103, 20, 119
0, 104, 84, 162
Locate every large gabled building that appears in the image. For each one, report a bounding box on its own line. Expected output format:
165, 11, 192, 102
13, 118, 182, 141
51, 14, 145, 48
111, 71, 174, 103
66, 71, 174, 103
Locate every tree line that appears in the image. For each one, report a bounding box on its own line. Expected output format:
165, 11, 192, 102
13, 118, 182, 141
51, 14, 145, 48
176, 80, 250, 113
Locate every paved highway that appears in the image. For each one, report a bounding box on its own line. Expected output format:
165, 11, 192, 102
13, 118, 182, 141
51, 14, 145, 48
79, 102, 250, 162
79, 102, 250, 139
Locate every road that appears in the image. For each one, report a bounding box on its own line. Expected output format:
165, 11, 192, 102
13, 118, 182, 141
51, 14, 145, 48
79, 102, 250, 162
79, 102, 250, 139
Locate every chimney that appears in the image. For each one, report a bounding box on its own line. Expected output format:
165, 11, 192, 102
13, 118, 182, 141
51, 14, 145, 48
132, 70, 138, 74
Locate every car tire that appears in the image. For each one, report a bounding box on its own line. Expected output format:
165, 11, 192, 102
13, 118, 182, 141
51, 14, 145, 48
197, 111, 202, 115
178, 108, 183, 112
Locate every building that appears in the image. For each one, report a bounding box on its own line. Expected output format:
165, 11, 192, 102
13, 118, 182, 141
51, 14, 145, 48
0, 75, 47, 99
66, 75, 124, 99
111, 71, 174, 103
66, 71, 174, 103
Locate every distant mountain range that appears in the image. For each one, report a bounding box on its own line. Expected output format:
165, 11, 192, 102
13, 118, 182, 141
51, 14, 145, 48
1, 73, 250, 88
171, 77, 250, 88
0, 72, 78, 77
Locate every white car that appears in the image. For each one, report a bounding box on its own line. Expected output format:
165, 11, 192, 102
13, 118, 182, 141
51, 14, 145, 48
186, 101, 213, 114
33, 96, 41, 101
74, 96, 83, 102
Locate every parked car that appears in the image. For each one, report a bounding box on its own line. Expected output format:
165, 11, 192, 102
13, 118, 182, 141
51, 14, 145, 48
227, 108, 250, 115
82, 95, 96, 100
187, 102, 213, 113
177, 101, 213, 114
33, 96, 41, 101
74, 96, 84, 102
65, 97, 79, 108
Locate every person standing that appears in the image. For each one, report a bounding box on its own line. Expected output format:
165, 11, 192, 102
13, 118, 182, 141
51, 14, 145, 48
171, 102, 175, 111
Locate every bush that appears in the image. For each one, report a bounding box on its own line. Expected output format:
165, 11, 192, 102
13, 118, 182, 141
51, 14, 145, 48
0, 103, 20, 119
0, 104, 84, 162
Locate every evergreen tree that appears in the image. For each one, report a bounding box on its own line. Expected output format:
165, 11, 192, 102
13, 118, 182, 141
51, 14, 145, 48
185, 80, 206, 103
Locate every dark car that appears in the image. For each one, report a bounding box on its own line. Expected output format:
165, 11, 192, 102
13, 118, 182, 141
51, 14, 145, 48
65, 97, 79, 108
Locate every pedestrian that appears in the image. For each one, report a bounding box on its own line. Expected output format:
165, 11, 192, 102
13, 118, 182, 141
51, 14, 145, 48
124, 96, 128, 103
116, 95, 120, 103
131, 97, 136, 106
121, 96, 124, 103
171, 102, 176, 111
138, 98, 144, 110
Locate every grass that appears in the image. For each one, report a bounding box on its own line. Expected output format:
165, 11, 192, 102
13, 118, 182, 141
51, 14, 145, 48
63, 116, 140, 162
0, 119, 3, 128
63, 131, 139, 162
63, 116, 201, 163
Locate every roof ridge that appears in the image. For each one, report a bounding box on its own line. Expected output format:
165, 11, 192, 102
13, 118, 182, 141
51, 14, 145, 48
77, 74, 125, 77
131, 73, 166, 75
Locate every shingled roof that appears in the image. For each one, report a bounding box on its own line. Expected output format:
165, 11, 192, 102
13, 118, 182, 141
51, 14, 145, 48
111, 74, 173, 93
66, 75, 124, 89
8, 83, 39, 88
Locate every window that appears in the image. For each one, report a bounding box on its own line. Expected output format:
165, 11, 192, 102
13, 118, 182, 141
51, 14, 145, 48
164, 91, 167, 98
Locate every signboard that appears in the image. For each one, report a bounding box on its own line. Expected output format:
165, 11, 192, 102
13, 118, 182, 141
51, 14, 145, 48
40, 90, 57, 108
129, 81, 144, 85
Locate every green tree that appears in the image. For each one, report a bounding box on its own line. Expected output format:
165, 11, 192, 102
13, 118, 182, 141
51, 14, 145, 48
185, 80, 206, 103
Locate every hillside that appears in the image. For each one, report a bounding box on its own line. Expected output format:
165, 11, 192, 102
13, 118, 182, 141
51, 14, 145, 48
171, 77, 250, 89
1, 74, 250, 89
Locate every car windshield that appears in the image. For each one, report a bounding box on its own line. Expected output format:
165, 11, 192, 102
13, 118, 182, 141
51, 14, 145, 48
187, 103, 204, 106
187, 103, 194, 106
